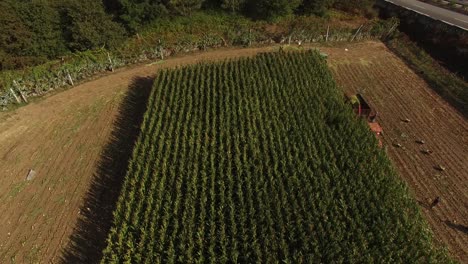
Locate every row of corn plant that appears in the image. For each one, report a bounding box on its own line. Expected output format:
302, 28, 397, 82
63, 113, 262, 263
101, 50, 451, 263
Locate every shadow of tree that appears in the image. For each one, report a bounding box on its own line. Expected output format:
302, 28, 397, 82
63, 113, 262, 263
444, 220, 468, 235
60, 76, 154, 263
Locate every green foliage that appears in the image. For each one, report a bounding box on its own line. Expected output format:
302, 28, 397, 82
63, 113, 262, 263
116, 0, 168, 32
58, 0, 126, 51
301, 0, 334, 16
138, 11, 253, 46
100, 51, 452, 263
0, 1, 34, 69
0, 0, 126, 70
245, 0, 302, 20
0, 0, 66, 69
14, 1, 68, 58
167, 0, 206, 15
221, 0, 246, 13
333, 0, 375, 14
0, 0, 380, 70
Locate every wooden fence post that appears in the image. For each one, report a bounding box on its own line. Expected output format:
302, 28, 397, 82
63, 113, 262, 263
9, 88, 21, 104
351, 25, 364, 41
158, 40, 164, 60
18, 88, 28, 103
13, 81, 27, 103
385, 22, 398, 39
326, 25, 330, 42
66, 70, 74, 86
107, 52, 114, 72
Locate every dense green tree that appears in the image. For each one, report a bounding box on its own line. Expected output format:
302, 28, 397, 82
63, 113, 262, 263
15, 1, 68, 58
301, 0, 334, 16
167, 0, 206, 15
333, 0, 375, 14
0, 0, 379, 70
0, 1, 32, 57
58, 0, 126, 51
221, 0, 246, 13
0, 0, 67, 69
200, 0, 222, 9
245, 0, 301, 20
103, 0, 123, 13
115, 0, 168, 32
0, 1, 33, 69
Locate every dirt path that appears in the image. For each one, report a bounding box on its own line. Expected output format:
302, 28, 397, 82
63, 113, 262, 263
0, 42, 466, 263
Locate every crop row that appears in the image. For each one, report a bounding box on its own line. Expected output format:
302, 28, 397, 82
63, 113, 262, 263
101, 51, 450, 263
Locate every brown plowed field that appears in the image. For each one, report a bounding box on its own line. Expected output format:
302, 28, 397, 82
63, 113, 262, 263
327, 42, 468, 263
0, 42, 466, 263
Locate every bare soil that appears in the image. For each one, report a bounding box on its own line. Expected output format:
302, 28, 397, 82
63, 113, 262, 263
327, 42, 468, 263
0, 41, 466, 263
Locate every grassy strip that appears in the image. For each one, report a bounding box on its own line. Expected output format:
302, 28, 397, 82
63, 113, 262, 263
386, 34, 468, 117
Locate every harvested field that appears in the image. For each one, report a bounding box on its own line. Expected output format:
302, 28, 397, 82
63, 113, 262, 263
327, 42, 468, 263
0, 41, 465, 263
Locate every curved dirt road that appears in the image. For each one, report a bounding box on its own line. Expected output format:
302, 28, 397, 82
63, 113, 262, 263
0, 42, 466, 263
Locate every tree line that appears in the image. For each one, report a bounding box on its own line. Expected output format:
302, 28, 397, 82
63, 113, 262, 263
0, 0, 374, 70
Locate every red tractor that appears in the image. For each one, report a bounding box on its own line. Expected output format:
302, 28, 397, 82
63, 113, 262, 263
347, 93, 383, 147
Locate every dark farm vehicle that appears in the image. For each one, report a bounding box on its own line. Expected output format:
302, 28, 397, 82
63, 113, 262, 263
347, 93, 383, 147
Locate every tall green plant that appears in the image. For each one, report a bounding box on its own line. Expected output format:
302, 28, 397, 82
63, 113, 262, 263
100, 51, 452, 263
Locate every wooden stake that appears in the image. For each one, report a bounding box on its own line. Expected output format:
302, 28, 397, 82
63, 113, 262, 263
10, 88, 21, 104
385, 23, 398, 39
18, 88, 28, 103
351, 25, 364, 41
66, 70, 74, 86
107, 52, 114, 72
13, 81, 27, 103
326, 25, 330, 42
159, 40, 164, 60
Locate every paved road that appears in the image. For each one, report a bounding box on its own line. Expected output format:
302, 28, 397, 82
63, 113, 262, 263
385, 0, 468, 30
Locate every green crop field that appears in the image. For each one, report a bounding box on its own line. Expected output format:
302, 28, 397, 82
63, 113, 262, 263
101, 51, 449, 263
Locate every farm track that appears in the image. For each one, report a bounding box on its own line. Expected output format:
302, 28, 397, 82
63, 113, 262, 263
0, 41, 466, 263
